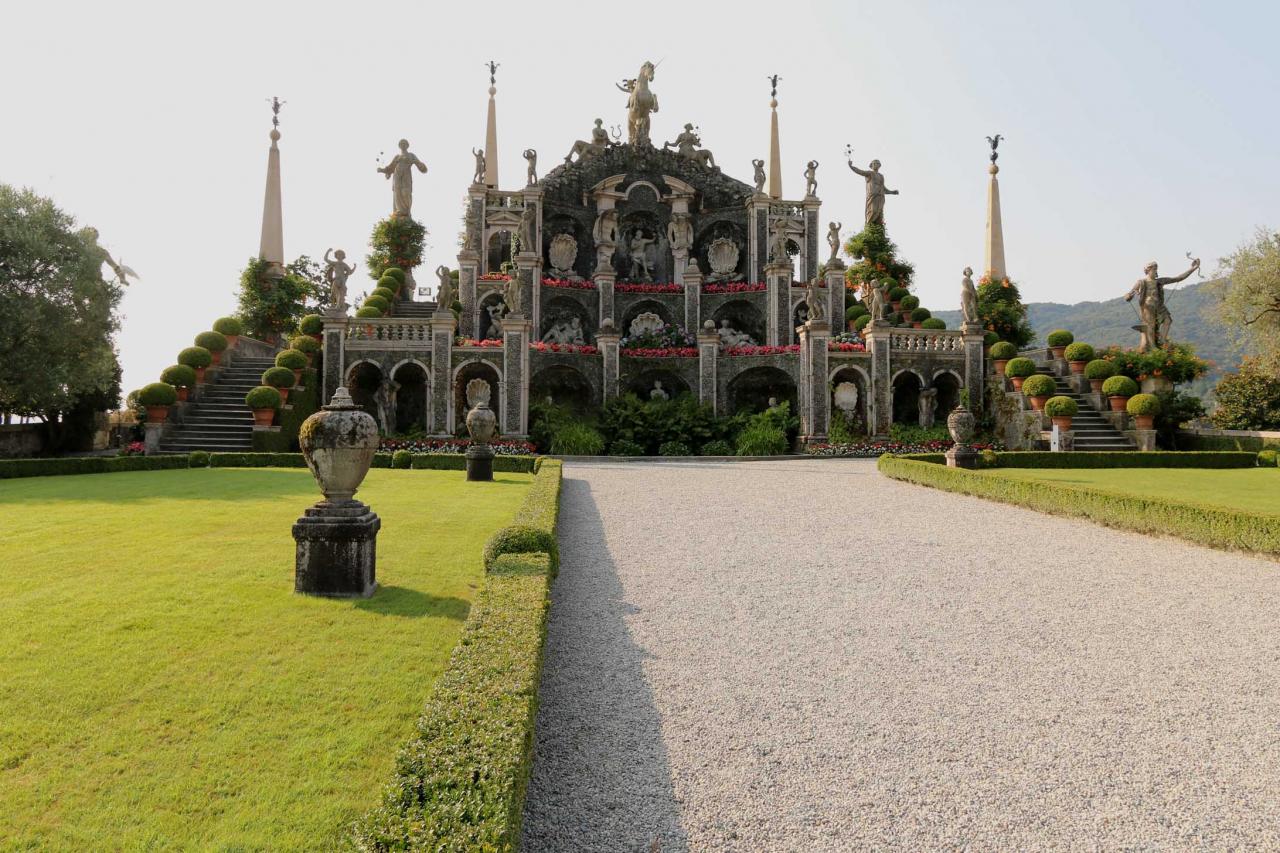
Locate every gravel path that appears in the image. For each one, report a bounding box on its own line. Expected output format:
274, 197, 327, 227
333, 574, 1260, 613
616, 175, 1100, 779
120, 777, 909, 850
521, 459, 1280, 851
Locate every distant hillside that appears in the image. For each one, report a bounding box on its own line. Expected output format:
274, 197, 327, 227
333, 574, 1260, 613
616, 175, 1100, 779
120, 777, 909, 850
934, 280, 1244, 398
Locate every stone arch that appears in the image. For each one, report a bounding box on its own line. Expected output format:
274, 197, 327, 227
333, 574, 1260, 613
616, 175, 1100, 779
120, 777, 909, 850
530, 364, 595, 413
477, 289, 507, 339
829, 364, 870, 436
931, 369, 963, 418
391, 360, 429, 434
486, 230, 512, 271
711, 299, 765, 345
452, 359, 503, 435
625, 368, 692, 402
345, 360, 383, 425
891, 369, 924, 425
540, 295, 595, 344
621, 299, 676, 336
727, 365, 798, 415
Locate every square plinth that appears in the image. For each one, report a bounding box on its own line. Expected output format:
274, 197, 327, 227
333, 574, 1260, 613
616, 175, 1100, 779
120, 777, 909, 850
292, 501, 380, 598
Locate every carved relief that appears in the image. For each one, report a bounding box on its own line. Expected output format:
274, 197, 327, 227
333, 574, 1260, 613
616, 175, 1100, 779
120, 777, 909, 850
548, 233, 579, 279
705, 237, 741, 282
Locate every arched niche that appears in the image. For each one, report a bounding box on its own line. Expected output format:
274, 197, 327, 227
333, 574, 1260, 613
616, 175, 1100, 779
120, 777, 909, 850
621, 299, 677, 337
453, 360, 502, 437
531, 365, 595, 413
540, 295, 595, 344
625, 368, 692, 402
728, 366, 797, 415
711, 299, 765, 345
391, 361, 428, 434
891, 370, 924, 424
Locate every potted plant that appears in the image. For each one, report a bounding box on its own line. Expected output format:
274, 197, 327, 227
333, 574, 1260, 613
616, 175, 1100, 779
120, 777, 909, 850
212, 316, 243, 350
1102, 374, 1139, 412
888, 286, 909, 312
910, 307, 931, 328
275, 348, 308, 383
195, 330, 229, 366
299, 314, 325, 340
1126, 392, 1161, 430
853, 314, 871, 334
262, 365, 296, 403
289, 335, 321, 366
920, 317, 947, 330
377, 273, 402, 297
362, 294, 390, 315
355, 305, 382, 334
982, 331, 999, 357
1021, 374, 1057, 411
245, 385, 282, 427
1046, 329, 1074, 360
1004, 357, 1037, 391
371, 286, 397, 304
1063, 342, 1094, 374
1084, 358, 1117, 392
139, 382, 178, 423
899, 294, 920, 314
990, 341, 1017, 375
160, 364, 197, 402
1044, 395, 1078, 431
178, 346, 213, 383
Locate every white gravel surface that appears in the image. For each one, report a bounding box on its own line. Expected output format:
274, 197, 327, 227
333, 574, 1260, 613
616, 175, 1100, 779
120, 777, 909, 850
520, 458, 1280, 851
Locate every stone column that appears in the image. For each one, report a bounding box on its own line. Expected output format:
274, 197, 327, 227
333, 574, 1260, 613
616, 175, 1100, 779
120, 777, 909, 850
683, 267, 703, 335
428, 311, 455, 435
500, 313, 531, 438
321, 314, 347, 406
802, 198, 821, 283
697, 320, 720, 413
864, 322, 893, 438
765, 261, 793, 346
824, 266, 845, 333
457, 249, 479, 338
961, 321, 986, 415
514, 251, 541, 336
596, 321, 621, 402
799, 319, 831, 443
595, 270, 616, 329
749, 198, 770, 282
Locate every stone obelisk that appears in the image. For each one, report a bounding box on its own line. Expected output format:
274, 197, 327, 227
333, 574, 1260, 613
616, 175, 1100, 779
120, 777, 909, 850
259, 97, 285, 278
983, 137, 1006, 280
767, 76, 783, 200
484, 61, 499, 188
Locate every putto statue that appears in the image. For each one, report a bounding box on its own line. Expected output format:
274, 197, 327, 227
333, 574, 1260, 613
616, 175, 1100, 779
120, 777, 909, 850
377, 139, 428, 217
752, 158, 766, 193
435, 265, 454, 309
768, 220, 790, 264
1125, 256, 1199, 351
617, 61, 659, 146
804, 277, 825, 323
503, 274, 523, 316
323, 248, 355, 313
566, 119, 610, 164
664, 123, 716, 169
960, 266, 979, 327
845, 146, 899, 227
592, 208, 618, 245
523, 148, 538, 185
471, 147, 486, 185
867, 279, 886, 323
518, 204, 537, 256
826, 221, 843, 266
804, 160, 819, 197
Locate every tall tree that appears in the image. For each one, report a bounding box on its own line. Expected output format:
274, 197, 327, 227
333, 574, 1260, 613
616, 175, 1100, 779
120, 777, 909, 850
1211, 227, 1280, 363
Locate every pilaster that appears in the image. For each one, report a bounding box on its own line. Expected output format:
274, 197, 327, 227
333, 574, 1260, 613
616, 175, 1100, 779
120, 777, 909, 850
595, 270, 617, 329
823, 267, 845, 334
457, 249, 479, 338
321, 315, 347, 406
961, 321, 986, 414
864, 322, 892, 438
802, 198, 821, 283
514, 251, 541, 334
799, 320, 831, 443
596, 322, 621, 402
696, 321, 720, 414
429, 312, 455, 435
683, 269, 703, 334
765, 260, 793, 347
500, 314, 532, 438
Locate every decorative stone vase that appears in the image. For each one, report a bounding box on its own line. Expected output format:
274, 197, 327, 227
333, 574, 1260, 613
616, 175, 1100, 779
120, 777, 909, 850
252, 407, 276, 427
1029, 395, 1049, 411
1133, 414, 1155, 430
1069, 360, 1086, 374
145, 405, 170, 424
464, 378, 497, 482
946, 404, 976, 445
1108, 395, 1129, 412
298, 387, 379, 503
1051, 416, 1073, 431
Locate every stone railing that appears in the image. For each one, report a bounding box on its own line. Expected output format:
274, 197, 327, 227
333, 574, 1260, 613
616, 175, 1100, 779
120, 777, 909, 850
345, 318, 432, 349
888, 328, 964, 354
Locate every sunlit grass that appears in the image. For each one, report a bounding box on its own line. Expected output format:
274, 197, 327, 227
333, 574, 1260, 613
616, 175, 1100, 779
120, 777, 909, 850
979, 466, 1280, 515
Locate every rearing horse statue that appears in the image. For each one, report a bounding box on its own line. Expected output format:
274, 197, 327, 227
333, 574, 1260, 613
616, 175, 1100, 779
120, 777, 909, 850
616, 61, 658, 147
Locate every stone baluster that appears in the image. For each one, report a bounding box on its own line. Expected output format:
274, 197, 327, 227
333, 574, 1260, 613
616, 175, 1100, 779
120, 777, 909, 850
697, 320, 720, 413
596, 320, 621, 402
799, 318, 831, 444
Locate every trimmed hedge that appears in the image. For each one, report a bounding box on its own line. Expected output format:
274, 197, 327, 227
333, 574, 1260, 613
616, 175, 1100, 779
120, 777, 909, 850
1046, 329, 1074, 348
391, 449, 413, 469
252, 368, 319, 452
910, 307, 931, 322
1176, 432, 1280, 453
299, 314, 324, 336
482, 459, 562, 569
275, 349, 308, 370
1259, 449, 1278, 467
920, 317, 947, 330
879, 455, 1280, 556
208, 452, 308, 468
0, 455, 192, 480
410, 453, 537, 473
289, 335, 321, 354
896, 450, 1257, 469
160, 364, 197, 388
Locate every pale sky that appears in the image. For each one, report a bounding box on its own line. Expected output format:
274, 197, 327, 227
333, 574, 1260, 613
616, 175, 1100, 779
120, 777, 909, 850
4, 0, 1276, 395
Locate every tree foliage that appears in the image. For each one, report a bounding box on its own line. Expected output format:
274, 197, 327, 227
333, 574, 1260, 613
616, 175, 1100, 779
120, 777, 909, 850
367, 216, 427, 282
235, 256, 312, 341
1210, 357, 1280, 430
842, 223, 915, 310
975, 273, 1035, 347
1211, 227, 1280, 363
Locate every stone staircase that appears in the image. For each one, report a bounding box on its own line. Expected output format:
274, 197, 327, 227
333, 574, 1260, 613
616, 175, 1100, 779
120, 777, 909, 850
158, 356, 278, 452
391, 299, 438, 318
1031, 364, 1135, 451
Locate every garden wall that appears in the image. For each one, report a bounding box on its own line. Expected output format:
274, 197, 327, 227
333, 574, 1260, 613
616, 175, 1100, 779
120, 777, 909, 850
1178, 428, 1280, 453
0, 424, 46, 458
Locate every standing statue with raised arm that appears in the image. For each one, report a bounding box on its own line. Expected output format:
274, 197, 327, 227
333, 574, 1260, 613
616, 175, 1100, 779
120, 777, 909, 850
523, 149, 538, 185
82, 227, 139, 286
960, 266, 979, 327
1125, 256, 1199, 351
804, 160, 819, 197
752, 158, 766, 193
826, 221, 843, 265
377, 139, 428, 217
471, 148, 486, 185
845, 146, 899, 227
435, 265, 454, 309
617, 61, 659, 146
323, 248, 355, 313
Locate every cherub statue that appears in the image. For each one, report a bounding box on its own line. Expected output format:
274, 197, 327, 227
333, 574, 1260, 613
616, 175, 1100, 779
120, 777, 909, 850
868, 279, 885, 322
826, 221, 842, 265
484, 300, 507, 338
323, 248, 355, 312
471, 147, 486, 185
518, 204, 537, 255
804, 277, 825, 323
960, 266, 979, 327
752, 158, 766, 193
523, 148, 538, 185
804, 160, 819, 197
435, 265, 454, 308
768, 220, 790, 264
377, 139, 428, 217
503, 275, 522, 315
649, 380, 669, 401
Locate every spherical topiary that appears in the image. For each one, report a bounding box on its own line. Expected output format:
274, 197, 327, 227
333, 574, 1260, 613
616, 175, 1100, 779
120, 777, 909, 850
1046, 329, 1074, 348
382, 267, 406, 285
289, 335, 320, 354
298, 314, 324, 336
700, 439, 733, 456
853, 315, 871, 332
1102, 375, 1139, 397
1063, 342, 1094, 362
983, 331, 1000, 347
160, 364, 197, 388
1021, 374, 1057, 397
1084, 359, 1117, 380
212, 316, 243, 337
888, 286, 910, 302
845, 304, 868, 321
989, 341, 1017, 360
1044, 395, 1078, 418
609, 439, 645, 456
1005, 357, 1037, 379
899, 294, 920, 311
659, 440, 691, 457
920, 317, 947, 330
362, 295, 390, 313
194, 331, 228, 352
178, 346, 213, 369
377, 275, 401, 294
138, 382, 178, 406
245, 385, 282, 410
261, 366, 296, 389
391, 449, 413, 469
1258, 449, 1279, 468
979, 448, 999, 468
1126, 393, 1161, 416
355, 306, 382, 319
188, 450, 210, 468
910, 307, 932, 322
371, 287, 397, 303
275, 349, 308, 370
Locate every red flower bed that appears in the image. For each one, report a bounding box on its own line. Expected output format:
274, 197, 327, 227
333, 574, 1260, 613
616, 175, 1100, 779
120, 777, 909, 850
478, 273, 510, 281
621, 347, 698, 358
530, 341, 599, 354
724, 344, 800, 356
790, 280, 824, 288
380, 437, 535, 456
828, 341, 866, 352
702, 282, 766, 294
541, 278, 597, 290
616, 282, 682, 293
454, 338, 503, 348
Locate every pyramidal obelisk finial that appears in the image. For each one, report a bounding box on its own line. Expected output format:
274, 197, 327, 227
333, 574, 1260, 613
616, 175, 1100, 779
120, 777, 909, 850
259, 96, 285, 276
484, 61, 500, 188
767, 74, 783, 199
983, 133, 1006, 280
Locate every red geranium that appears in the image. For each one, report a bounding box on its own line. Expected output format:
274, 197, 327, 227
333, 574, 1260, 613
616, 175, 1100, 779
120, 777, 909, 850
723, 344, 801, 356
621, 347, 698, 358
541, 278, 597, 290
616, 282, 682, 293
454, 338, 504, 347
530, 341, 599, 355
702, 282, 766, 294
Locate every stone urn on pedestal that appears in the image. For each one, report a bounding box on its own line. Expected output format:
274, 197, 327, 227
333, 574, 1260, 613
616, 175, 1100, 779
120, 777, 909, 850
945, 400, 979, 469
464, 379, 497, 482
292, 387, 381, 598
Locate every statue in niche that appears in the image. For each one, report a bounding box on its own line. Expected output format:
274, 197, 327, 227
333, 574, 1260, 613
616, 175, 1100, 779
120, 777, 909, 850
960, 266, 979, 327
718, 319, 757, 348
804, 277, 825, 323
435, 265, 454, 308
523, 149, 538, 185
377, 139, 428, 218
627, 229, 656, 281
804, 160, 819, 197
566, 119, 611, 164
1124, 256, 1199, 351
918, 387, 938, 429
517, 204, 537, 257
471, 147, 486, 184
617, 61, 659, 146
323, 248, 354, 313
649, 380, 669, 401
593, 208, 618, 245
663, 124, 716, 169
768, 220, 791, 264
752, 158, 766, 193
83, 227, 138, 285
503, 274, 522, 315
666, 212, 693, 254
542, 315, 587, 346
373, 378, 400, 435
484, 300, 507, 339
833, 382, 859, 421
845, 147, 899, 227
826, 221, 843, 266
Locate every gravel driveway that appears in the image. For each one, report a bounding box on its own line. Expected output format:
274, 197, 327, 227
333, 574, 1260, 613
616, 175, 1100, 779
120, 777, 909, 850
520, 459, 1280, 851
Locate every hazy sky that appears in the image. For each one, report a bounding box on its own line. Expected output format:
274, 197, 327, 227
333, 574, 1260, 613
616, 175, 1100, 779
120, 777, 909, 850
4, 0, 1276, 395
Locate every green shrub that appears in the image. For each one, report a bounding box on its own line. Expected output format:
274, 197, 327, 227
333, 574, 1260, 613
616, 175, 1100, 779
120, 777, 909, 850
188, 450, 210, 468
406, 454, 536, 473
899, 294, 920, 311
378, 273, 403, 292
363, 294, 390, 313
1210, 359, 1280, 431
1063, 342, 1094, 362
245, 385, 282, 410
1046, 329, 1074, 348
989, 341, 1017, 360
1044, 395, 1078, 417
845, 304, 868, 321
1257, 449, 1278, 467
138, 382, 177, 406
735, 424, 788, 456
659, 440, 691, 457
274, 349, 308, 370
1020, 374, 1057, 397
980, 448, 999, 468
382, 267, 406, 285
1102, 375, 1139, 397
941, 450, 1256, 469
159, 364, 197, 388
910, 307, 931, 322
208, 452, 307, 468
983, 331, 1000, 347
0, 455, 192, 479
549, 422, 605, 455
371, 287, 397, 304
212, 316, 243, 336
391, 449, 412, 469
194, 330, 228, 352
288, 335, 320, 354
355, 306, 383, 319
888, 286, 909, 301
609, 439, 645, 456
177, 346, 213, 369
1126, 393, 1161, 416
700, 439, 733, 456
298, 314, 324, 336
1004, 357, 1036, 378
920, 317, 946, 330
1084, 359, 1117, 380
853, 315, 871, 331
261, 366, 296, 389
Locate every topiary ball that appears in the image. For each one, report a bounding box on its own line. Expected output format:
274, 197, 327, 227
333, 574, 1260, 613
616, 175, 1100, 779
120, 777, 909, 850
289, 335, 320, 354
1046, 329, 1074, 348
983, 331, 1000, 347
910, 307, 932, 322
371, 287, 397, 303
160, 364, 197, 388
355, 306, 382, 318
483, 523, 555, 569
362, 295, 390, 313
261, 366, 296, 389
194, 330, 228, 352
1084, 359, 1117, 380
382, 267, 407, 285
609, 439, 645, 457
1102, 375, 1139, 397
899, 294, 920, 311
1064, 342, 1095, 362
391, 449, 413, 469
700, 439, 733, 456
377, 275, 401, 294
138, 382, 178, 407
659, 440, 691, 457
1021, 374, 1057, 397
888, 286, 910, 302
178, 346, 213, 369
920, 318, 946, 330
1126, 393, 1161, 416
1004, 357, 1037, 379
298, 314, 324, 336
212, 316, 243, 336
188, 450, 210, 468
275, 349, 308, 370
845, 304, 868, 321
853, 315, 871, 331
1044, 395, 1079, 418
1257, 449, 1278, 468
990, 341, 1018, 360
245, 385, 282, 410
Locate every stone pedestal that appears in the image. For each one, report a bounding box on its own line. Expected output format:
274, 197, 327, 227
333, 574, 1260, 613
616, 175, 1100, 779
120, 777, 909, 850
946, 445, 979, 469
457, 249, 479, 338
823, 267, 845, 333
321, 315, 347, 406
1042, 428, 1075, 451
429, 311, 455, 435
596, 324, 621, 401
961, 322, 986, 413
765, 261, 793, 346
683, 270, 703, 334
501, 314, 532, 437
595, 270, 616, 329
1126, 428, 1158, 451
293, 502, 380, 598
1141, 376, 1174, 395
799, 320, 831, 443
696, 322, 720, 412
864, 322, 892, 438
465, 443, 495, 481
802, 199, 821, 283
143, 422, 164, 455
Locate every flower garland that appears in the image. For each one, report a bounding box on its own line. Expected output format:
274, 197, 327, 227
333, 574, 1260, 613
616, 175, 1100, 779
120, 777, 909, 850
454, 337, 503, 348
616, 282, 682, 293
530, 341, 599, 355
541, 278, 597, 290
702, 282, 766, 294
805, 440, 998, 457
621, 347, 699, 358
723, 344, 800, 356
380, 437, 535, 455
1095, 343, 1210, 384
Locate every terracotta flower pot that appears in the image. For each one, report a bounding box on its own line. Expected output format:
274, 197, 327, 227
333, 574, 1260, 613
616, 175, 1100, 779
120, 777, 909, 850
277, 387, 290, 403
252, 407, 276, 427
211, 350, 223, 366
1133, 414, 1155, 430
1010, 376, 1026, 391
912, 322, 922, 329
176, 386, 189, 403
1109, 395, 1129, 412
225, 335, 239, 349
1050, 346, 1066, 360
312, 333, 323, 342
993, 359, 1010, 375
891, 301, 902, 313
292, 368, 303, 383
1089, 379, 1104, 392
194, 366, 206, 383
1069, 360, 1086, 374
1029, 395, 1049, 411
1051, 416, 1073, 431
145, 405, 170, 424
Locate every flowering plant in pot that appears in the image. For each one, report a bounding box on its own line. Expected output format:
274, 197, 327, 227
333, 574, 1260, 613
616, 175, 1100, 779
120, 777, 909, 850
195, 331, 229, 366
262, 366, 296, 403
1004, 357, 1037, 391
1043, 395, 1078, 430
1084, 358, 1116, 392
178, 346, 213, 383
1046, 329, 1074, 360
212, 316, 243, 349
275, 348, 308, 383
1020, 374, 1057, 411
245, 385, 282, 427
1126, 392, 1161, 430
160, 364, 197, 402
1063, 342, 1094, 374
989, 341, 1017, 375
139, 382, 178, 423
1102, 375, 1139, 412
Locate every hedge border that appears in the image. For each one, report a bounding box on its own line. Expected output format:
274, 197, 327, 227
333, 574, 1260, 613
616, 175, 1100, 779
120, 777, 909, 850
0, 455, 192, 479
0, 452, 539, 480
879, 455, 1280, 557
965, 450, 1258, 469
351, 459, 563, 850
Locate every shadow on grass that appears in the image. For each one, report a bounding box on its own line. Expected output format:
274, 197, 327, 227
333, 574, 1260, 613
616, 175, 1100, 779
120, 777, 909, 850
355, 585, 471, 620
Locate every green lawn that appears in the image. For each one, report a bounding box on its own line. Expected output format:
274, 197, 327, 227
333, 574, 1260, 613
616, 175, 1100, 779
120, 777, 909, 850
978, 466, 1280, 516
0, 467, 531, 849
